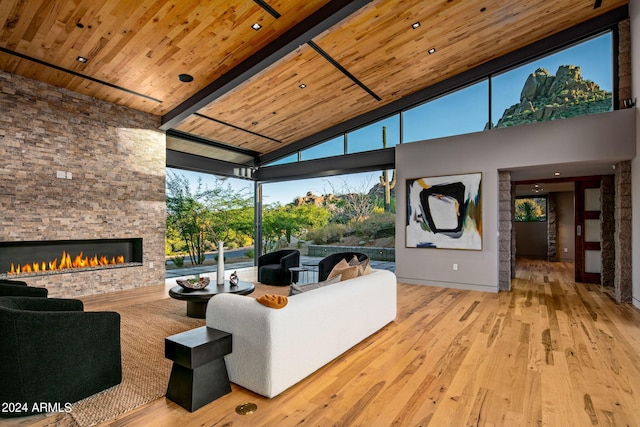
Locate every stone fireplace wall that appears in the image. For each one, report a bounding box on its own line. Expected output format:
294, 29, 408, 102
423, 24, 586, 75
0, 70, 166, 297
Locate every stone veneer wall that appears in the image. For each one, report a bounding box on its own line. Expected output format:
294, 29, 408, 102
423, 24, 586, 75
614, 161, 632, 303
0, 70, 166, 298
547, 193, 557, 262
498, 171, 512, 291
618, 19, 632, 109
601, 175, 615, 289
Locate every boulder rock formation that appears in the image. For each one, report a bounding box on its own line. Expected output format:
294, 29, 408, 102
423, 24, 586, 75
495, 65, 612, 128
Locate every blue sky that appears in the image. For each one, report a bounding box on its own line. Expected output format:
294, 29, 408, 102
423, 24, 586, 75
170, 33, 612, 205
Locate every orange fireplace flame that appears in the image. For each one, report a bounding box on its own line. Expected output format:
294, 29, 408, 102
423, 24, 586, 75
7, 250, 126, 275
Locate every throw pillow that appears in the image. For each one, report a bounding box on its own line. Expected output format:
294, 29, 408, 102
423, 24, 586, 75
348, 255, 373, 276
328, 261, 359, 281
327, 258, 349, 279
256, 294, 288, 309
288, 274, 342, 296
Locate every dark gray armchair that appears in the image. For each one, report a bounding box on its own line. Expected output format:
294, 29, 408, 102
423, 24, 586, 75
0, 279, 48, 297
317, 252, 369, 282
0, 296, 122, 417
258, 249, 300, 286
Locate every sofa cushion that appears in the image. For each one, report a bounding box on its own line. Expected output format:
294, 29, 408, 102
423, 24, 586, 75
327, 259, 359, 281
288, 274, 342, 296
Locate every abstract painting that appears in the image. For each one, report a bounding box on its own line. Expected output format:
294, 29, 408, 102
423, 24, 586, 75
406, 173, 482, 249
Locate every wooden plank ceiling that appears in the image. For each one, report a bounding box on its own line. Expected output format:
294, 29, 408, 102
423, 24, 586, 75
0, 0, 629, 160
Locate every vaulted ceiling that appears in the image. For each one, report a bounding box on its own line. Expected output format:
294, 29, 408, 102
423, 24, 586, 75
0, 0, 629, 166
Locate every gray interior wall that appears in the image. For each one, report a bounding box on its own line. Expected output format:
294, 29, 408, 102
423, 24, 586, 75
630, 0, 640, 309
395, 109, 635, 292
557, 191, 576, 262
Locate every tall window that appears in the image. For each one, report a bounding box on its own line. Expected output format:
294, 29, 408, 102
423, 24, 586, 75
261, 170, 395, 253
491, 33, 612, 128
265, 152, 297, 166
403, 80, 489, 143
300, 135, 344, 161
347, 115, 400, 154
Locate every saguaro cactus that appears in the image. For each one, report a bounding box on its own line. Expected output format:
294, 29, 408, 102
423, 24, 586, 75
379, 126, 396, 212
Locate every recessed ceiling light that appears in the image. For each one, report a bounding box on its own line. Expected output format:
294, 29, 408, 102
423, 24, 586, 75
411, 22, 421, 29
178, 74, 194, 83
76, 56, 88, 63
427, 47, 436, 54
554, 172, 561, 176
251, 23, 262, 31
299, 84, 306, 89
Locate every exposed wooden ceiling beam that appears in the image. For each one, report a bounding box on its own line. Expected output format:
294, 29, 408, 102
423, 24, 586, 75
160, 0, 373, 131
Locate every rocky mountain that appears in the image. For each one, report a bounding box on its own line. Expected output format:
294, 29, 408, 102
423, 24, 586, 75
493, 65, 612, 128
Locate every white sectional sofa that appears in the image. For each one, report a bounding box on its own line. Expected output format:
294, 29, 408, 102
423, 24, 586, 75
205, 269, 397, 398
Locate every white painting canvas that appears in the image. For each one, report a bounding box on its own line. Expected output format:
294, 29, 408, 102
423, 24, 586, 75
406, 173, 482, 250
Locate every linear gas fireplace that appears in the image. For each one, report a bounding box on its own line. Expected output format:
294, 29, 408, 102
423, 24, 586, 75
0, 238, 143, 279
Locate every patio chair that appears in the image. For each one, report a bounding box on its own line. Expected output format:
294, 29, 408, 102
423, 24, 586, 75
258, 249, 300, 286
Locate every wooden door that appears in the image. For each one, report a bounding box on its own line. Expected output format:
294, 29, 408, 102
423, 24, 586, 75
575, 179, 601, 283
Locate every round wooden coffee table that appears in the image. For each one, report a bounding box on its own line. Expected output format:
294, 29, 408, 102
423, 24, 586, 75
169, 280, 255, 318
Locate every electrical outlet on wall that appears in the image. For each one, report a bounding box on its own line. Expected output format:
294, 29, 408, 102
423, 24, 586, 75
453, 263, 458, 271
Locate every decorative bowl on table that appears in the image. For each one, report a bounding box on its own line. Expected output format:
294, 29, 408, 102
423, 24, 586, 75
176, 277, 210, 290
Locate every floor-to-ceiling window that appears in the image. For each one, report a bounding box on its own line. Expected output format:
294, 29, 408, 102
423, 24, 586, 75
261, 170, 395, 256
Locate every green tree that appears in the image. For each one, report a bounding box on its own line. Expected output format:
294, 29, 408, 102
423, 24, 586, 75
166, 172, 252, 264
262, 203, 330, 253
515, 198, 546, 222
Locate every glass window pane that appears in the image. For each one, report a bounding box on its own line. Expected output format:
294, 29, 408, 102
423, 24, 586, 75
585, 250, 601, 274
264, 153, 297, 166
584, 188, 601, 211
347, 115, 399, 154
402, 80, 488, 143
261, 171, 395, 255
491, 33, 612, 128
300, 136, 344, 161
584, 219, 601, 243
514, 197, 547, 222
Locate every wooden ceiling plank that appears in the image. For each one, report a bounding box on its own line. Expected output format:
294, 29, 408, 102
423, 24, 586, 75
0, 0, 333, 116
1, 0, 34, 49
160, 0, 374, 130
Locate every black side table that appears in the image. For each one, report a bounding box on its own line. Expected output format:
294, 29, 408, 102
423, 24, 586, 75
165, 326, 232, 412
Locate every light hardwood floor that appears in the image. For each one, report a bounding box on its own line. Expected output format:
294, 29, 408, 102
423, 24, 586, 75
9, 259, 640, 426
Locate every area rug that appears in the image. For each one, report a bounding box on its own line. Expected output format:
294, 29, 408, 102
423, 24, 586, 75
68, 298, 204, 427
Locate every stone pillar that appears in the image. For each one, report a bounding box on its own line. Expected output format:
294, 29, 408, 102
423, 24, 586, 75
498, 171, 513, 291
547, 193, 557, 262
614, 161, 632, 303
601, 175, 615, 288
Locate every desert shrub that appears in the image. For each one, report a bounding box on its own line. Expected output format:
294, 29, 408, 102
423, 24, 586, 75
305, 223, 348, 244
170, 255, 185, 267
351, 212, 395, 239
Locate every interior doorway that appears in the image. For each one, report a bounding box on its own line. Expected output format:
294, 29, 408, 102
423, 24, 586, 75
514, 176, 608, 285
